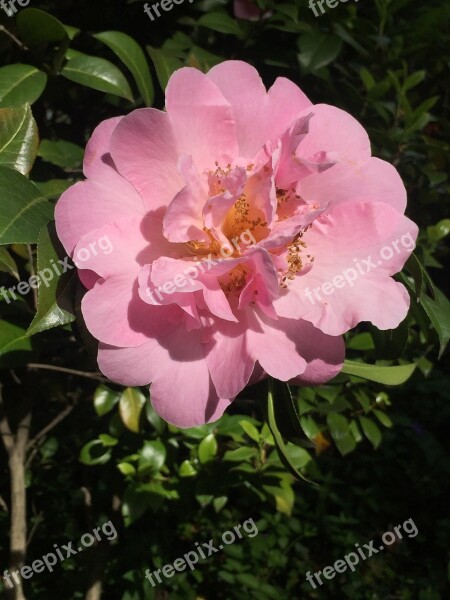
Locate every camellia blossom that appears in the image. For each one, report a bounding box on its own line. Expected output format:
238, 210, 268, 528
55, 61, 418, 428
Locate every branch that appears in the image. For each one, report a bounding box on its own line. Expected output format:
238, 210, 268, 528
0, 385, 14, 455
27, 363, 108, 382
26, 402, 74, 452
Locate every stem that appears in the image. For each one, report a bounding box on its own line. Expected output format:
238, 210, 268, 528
0, 386, 31, 600
27, 363, 108, 382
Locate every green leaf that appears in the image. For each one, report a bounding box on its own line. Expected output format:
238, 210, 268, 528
94, 31, 154, 106
341, 360, 416, 385
146, 46, 183, 91
223, 447, 257, 462
263, 482, 295, 516
27, 222, 76, 336
38, 139, 84, 170
145, 400, 165, 435
213, 496, 228, 512
297, 33, 342, 72
419, 285, 450, 358
267, 381, 317, 484
63, 24, 80, 41
427, 219, 450, 243
94, 385, 120, 417
0, 167, 53, 244
198, 11, 244, 36
359, 416, 382, 449
198, 433, 218, 464
0, 64, 47, 108
239, 419, 260, 443
0, 321, 33, 368
62, 53, 133, 101
79, 439, 112, 466
119, 387, 146, 433
99, 433, 118, 447
403, 70, 426, 91
178, 460, 197, 477
327, 413, 357, 456
0, 105, 38, 175
405, 252, 424, 300
360, 67, 376, 90
17, 8, 68, 47
117, 462, 136, 477
138, 440, 166, 474
33, 179, 71, 200
0, 247, 19, 279
373, 409, 393, 428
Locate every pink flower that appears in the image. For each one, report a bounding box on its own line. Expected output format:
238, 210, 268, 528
233, 0, 270, 21
55, 61, 418, 428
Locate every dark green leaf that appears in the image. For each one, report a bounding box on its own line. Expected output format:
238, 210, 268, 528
38, 139, 84, 170
27, 222, 76, 336
297, 33, 342, 72
0, 167, 53, 245
119, 387, 146, 432
342, 360, 416, 385
17, 8, 68, 47
94, 31, 154, 106
62, 53, 133, 101
0, 65, 47, 108
0, 105, 38, 175
94, 385, 120, 416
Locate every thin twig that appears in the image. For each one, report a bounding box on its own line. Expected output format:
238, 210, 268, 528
26, 403, 75, 452
26, 245, 38, 310
27, 363, 108, 382
0, 384, 14, 455
0, 25, 27, 49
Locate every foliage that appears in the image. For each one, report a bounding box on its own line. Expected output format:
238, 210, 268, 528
0, 0, 449, 599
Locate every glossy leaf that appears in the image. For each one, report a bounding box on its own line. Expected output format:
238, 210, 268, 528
94, 384, 120, 417
94, 31, 154, 106
62, 52, 133, 101
198, 433, 218, 464
0, 64, 47, 108
17, 8, 68, 47
38, 139, 84, 170
342, 360, 416, 385
119, 387, 146, 433
0, 247, 19, 280
0, 167, 53, 245
27, 222, 76, 336
0, 105, 38, 175
297, 33, 342, 72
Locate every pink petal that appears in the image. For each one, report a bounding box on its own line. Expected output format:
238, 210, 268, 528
82, 274, 181, 347
246, 310, 307, 380
83, 116, 122, 178
296, 104, 371, 163
109, 108, 184, 211
204, 320, 254, 398
288, 321, 345, 385
275, 201, 418, 335
207, 61, 312, 159
163, 155, 209, 243
165, 67, 239, 172
300, 157, 407, 213
55, 174, 145, 255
